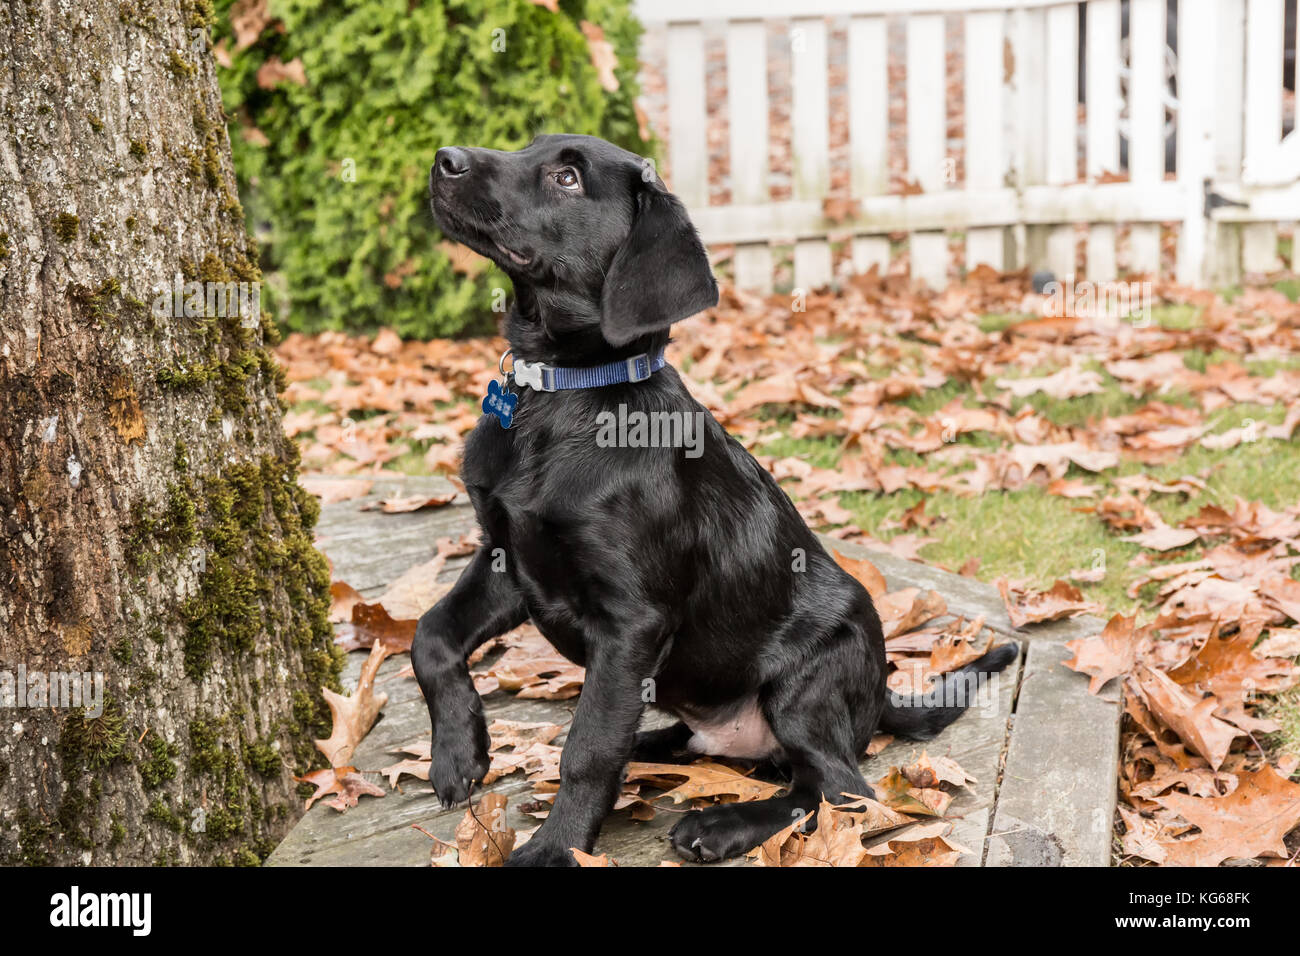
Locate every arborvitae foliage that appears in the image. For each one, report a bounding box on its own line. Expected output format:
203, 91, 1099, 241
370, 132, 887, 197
215, 0, 648, 338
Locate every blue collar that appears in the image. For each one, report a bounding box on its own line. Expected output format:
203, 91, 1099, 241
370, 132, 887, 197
506, 349, 666, 392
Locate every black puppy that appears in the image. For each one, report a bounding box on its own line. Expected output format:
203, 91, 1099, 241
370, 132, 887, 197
418, 134, 1016, 866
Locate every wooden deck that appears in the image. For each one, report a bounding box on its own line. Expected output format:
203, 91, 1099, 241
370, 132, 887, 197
267, 475, 1118, 867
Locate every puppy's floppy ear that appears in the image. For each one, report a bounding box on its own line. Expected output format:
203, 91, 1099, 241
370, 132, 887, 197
600, 178, 718, 347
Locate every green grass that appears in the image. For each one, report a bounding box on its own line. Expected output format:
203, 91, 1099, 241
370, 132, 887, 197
841, 483, 1151, 612
1265, 688, 1300, 766
1146, 303, 1203, 330
977, 312, 1035, 333
753, 349, 1300, 621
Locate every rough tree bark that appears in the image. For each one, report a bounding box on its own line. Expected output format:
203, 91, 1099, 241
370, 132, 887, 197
0, 0, 341, 864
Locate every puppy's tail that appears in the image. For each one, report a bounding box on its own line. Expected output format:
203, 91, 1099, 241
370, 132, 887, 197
877, 643, 1019, 740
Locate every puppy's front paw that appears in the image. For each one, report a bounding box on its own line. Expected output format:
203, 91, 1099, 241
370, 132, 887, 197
429, 728, 489, 808
504, 838, 581, 868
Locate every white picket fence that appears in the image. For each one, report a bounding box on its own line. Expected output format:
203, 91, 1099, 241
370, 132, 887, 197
634, 0, 1300, 293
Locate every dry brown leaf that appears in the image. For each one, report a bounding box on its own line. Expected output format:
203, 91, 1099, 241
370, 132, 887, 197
1133, 665, 1240, 771
295, 766, 385, 812
997, 578, 1097, 628
300, 475, 373, 504
314, 641, 389, 766
329, 580, 365, 624
360, 493, 457, 513
624, 760, 782, 804
1154, 764, 1300, 866
571, 848, 615, 866
1064, 613, 1144, 694
256, 56, 306, 88
580, 21, 619, 92
832, 548, 887, 598
901, 751, 976, 790
455, 793, 515, 867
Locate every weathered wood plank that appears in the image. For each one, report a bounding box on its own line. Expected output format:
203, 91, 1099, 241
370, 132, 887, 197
311, 475, 476, 594
986, 639, 1121, 867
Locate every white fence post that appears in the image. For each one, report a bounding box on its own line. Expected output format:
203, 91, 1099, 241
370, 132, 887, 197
1085, 0, 1120, 282
964, 9, 1005, 273
1128, 0, 1165, 275
791, 17, 833, 290
1213, 0, 1247, 286
666, 21, 708, 209
1045, 3, 1079, 279
849, 13, 890, 276
907, 12, 948, 289
727, 19, 773, 294
1012, 5, 1048, 271
1242, 0, 1284, 274
1176, 0, 1215, 285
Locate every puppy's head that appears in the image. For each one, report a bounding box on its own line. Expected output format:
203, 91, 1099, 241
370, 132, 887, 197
429, 134, 717, 348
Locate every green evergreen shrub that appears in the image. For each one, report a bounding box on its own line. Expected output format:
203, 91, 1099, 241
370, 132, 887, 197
215, 0, 648, 338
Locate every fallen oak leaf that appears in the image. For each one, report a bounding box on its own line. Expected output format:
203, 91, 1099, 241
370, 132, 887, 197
299, 475, 373, 504
832, 548, 888, 598
1122, 526, 1200, 552
314, 641, 390, 766
877, 587, 948, 639
487, 718, 565, 751
571, 848, 615, 866
1259, 576, 1300, 624
324, 772, 386, 811
1168, 621, 1300, 699
1132, 664, 1240, 771
455, 792, 515, 867
378, 758, 429, 789
861, 833, 966, 867
335, 600, 417, 654
901, 751, 976, 790
1154, 764, 1300, 866
1064, 613, 1145, 694
296, 765, 381, 810
329, 580, 365, 623
624, 760, 783, 804
873, 767, 940, 816
360, 493, 457, 513
483, 625, 585, 699
996, 578, 1097, 628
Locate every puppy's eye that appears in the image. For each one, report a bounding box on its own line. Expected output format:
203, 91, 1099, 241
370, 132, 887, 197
553, 167, 582, 191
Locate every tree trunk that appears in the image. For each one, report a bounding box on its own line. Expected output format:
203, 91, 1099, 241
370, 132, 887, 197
0, 0, 341, 865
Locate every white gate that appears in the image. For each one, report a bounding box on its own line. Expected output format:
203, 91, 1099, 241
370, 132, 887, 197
633, 0, 1300, 293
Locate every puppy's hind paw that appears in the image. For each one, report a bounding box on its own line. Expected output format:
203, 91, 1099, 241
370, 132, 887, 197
668, 807, 762, 863
503, 839, 581, 867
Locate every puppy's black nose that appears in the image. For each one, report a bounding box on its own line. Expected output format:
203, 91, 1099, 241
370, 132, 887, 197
434, 146, 470, 179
